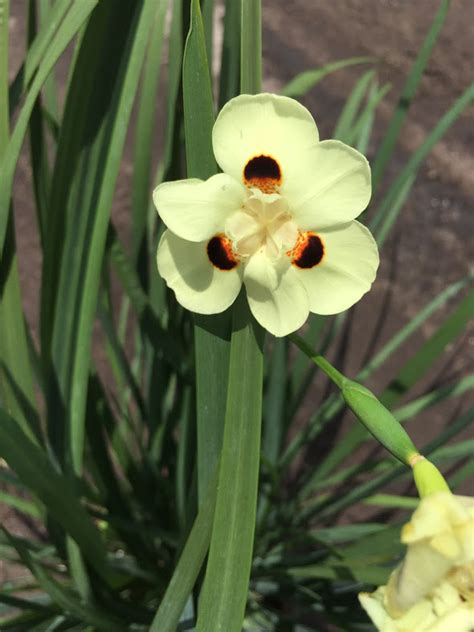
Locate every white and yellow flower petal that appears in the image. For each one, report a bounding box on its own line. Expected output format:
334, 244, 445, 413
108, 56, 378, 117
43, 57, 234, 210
292, 221, 379, 315
360, 492, 474, 631
244, 250, 309, 337
157, 230, 242, 314
402, 492, 474, 549
360, 581, 474, 632
359, 587, 438, 632
429, 606, 474, 632
386, 492, 474, 613
153, 174, 247, 242
292, 140, 371, 229
386, 544, 453, 615
212, 93, 320, 202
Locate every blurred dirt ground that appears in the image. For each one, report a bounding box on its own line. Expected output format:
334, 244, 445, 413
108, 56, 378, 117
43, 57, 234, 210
2, 0, 473, 589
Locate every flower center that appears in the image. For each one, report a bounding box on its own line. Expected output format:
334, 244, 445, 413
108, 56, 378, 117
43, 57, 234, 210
243, 154, 282, 193
225, 191, 298, 260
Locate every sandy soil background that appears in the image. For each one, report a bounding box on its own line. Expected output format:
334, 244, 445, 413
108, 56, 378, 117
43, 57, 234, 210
2, 0, 473, 597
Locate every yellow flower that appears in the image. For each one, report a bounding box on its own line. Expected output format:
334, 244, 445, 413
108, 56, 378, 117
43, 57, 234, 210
359, 492, 474, 631
154, 93, 378, 337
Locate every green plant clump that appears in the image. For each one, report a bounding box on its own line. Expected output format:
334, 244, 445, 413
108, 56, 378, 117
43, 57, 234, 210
0, 0, 472, 630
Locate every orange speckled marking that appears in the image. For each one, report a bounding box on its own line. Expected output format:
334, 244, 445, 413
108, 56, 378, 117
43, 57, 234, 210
288, 232, 324, 269
243, 154, 282, 193
207, 234, 239, 270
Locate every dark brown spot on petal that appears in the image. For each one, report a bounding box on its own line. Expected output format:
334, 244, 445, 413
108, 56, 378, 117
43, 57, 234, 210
291, 232, 324, 269
207, 235, 239, 271
244, 154, 282, 193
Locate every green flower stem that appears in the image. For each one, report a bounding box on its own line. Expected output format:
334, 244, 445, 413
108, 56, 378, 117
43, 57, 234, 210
290, 333, 418, 466
410, 454, 450, 498
196, 294, 265, 632
290, 333, 345, 389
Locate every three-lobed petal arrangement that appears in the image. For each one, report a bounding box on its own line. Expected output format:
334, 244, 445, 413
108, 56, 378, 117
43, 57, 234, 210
154, 93, 379, 336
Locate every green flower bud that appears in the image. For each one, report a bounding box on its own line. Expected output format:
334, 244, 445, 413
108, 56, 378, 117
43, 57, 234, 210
342, 380, 418, 465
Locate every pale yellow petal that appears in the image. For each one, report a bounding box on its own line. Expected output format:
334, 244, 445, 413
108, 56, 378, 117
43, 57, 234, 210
294, 221, 379, 315
244, 252, 309, 336
153, 174, 247, 242
213, 93, 320, 203
157, 230, 242, 314
290, 140, 371, 228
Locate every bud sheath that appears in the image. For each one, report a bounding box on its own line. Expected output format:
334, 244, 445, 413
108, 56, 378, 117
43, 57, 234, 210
342, 380, 418, 465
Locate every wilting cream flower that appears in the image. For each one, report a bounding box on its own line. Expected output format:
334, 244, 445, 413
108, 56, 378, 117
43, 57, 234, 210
359, 492, 474, 631
154, 93, 379, 336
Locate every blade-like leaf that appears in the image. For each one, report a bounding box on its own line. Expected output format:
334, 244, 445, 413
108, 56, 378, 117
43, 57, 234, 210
281, 57, 373, 98
183, 0, 230, 505
43, 0, 156, 473
240, 0, 261, 95
333, 70, 374, 141
371, 0, 451, 189
218, 0, 241, 106
371, 82, 474, 236
150, 472, 218, 632
0, 0, 98, 259
196, 296, 265, 632
0, 407, 107, 577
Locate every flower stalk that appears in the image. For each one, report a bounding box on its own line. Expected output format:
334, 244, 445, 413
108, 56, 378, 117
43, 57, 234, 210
290, 334, 418, 465
410, 453, 451, 498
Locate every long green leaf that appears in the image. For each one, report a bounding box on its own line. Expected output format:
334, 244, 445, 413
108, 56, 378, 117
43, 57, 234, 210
281, 57, 373, 98
0, 407, 107, 578
0, 0, 98, 260
371, 0, 451, 189
196, 7, 264, 629
105, 224, 184, 372
240, 0, 261, 95
0, 489, 41, 519
196, 297, 265, 632
8, 0, 71, 114
351, 80, 391, 152
161, 0, 186, 181
333, 70, 374, 141
131, 0, 168, 281
301, 405, 474, 524
2, 529, 123, 632
371, 82, 474, 236
183, 0, 230, 505
202, 0, 214, 72
150, 472, 218, 632
382, 288, 474, 408
39, 0, 156, 599
27, 1, 53, 249
394, 374, 474, 424
0, 0, 9, 152
0, 227, 38, 442
44, 0, 156, 473
218, 0, 241, 106
182, 0, 215, 174
0, 0, 38, 442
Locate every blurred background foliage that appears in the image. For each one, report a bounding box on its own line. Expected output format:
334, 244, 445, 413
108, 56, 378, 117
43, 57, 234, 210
0, 0, 473, 630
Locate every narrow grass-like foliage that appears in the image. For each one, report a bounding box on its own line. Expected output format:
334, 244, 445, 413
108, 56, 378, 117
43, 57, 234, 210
0, 1, 472, 630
